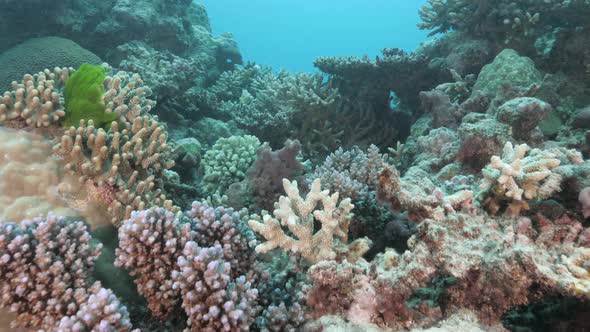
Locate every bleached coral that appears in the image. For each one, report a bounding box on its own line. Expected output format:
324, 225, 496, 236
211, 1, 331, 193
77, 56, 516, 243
479, 142, 562, 216
248, 178, 371, 264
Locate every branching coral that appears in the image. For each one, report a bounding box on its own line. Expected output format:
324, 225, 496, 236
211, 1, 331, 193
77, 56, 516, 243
312, 145, 388, 202
0, 214, 135, 331
187, 200, 258, 278
115, 208, 193, 319
248, 179, 371, 264
201, 135, 260, 195
419, 0, 590, 43
53, 117, 176, 225
0, 64, 175, 226
479, 142, 562, 216
172, 243, 259, 332
0, 67, 70, 128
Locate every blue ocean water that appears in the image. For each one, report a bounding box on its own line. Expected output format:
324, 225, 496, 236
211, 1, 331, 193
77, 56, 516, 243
199, 0, 430, 72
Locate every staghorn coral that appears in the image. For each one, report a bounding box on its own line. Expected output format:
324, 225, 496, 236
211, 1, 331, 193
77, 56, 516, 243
53, 117, 176, 225
0, 214, 135, 331
115, 208, 194, 319
305, 212, 590, 330
172, 242, 258, 332
479, 142, 563, 216
248, 178, 371, 264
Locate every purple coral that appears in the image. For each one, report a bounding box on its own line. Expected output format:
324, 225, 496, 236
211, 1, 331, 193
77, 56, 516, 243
172, 242, 258, 332
0, 214, 134, 331
115, 208, 194, 318
188, 200, 257, 278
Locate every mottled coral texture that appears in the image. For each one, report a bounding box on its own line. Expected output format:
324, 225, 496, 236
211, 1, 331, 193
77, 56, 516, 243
305, 212, 590, 330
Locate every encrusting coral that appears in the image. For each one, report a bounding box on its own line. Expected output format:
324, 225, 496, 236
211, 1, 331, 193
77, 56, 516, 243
377, 164, 473, 221
478, 141, 563, 216
248, 178, 371, 264
305, 212, 590, 330
0, 127, 78, 221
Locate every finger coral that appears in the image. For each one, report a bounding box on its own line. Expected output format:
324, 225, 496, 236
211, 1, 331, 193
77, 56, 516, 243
115, 208, 193, 319
0, 214, 135, 331
248, 178, 371, 264
479, 142, 562, 216
172, 243, 258, 332
53, 117, 176, 225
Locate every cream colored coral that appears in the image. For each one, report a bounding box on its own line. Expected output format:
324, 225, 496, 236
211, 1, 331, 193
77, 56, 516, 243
561, 247, 590, 296
248, 178, 370, 264
102, 64, 156, 124
53, 117, 175, 225
479, 142, 562, 215
0, 128, 77, 221
0, 67, 72, 128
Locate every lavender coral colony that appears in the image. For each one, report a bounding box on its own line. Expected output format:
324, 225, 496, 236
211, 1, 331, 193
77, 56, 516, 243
1, 0, 590, 331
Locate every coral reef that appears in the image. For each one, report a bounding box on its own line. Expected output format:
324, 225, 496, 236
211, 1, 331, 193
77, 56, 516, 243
2, 0, 590, 330
478, 142, 563, 216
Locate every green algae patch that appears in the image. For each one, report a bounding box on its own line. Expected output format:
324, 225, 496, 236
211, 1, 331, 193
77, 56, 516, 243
63, 63, 118, 128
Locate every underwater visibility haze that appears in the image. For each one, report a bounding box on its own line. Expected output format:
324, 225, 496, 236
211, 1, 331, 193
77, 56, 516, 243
0, 0, 589, 331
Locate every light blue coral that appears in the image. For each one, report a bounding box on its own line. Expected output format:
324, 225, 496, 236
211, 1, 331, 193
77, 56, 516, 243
201, 135, 260, 194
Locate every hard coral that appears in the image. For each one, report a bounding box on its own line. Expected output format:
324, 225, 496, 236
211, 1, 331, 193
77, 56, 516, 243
53, 117, 176, 225
306, 212, 590, 330
0, 214, 135, 331
248, 178, 371, 264
479, 142, 562, 216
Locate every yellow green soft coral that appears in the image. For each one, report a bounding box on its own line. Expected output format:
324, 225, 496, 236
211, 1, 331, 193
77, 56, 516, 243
63, 63, 118, 128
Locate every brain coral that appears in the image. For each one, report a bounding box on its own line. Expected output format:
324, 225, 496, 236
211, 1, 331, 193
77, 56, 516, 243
0, 37, 102, 91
